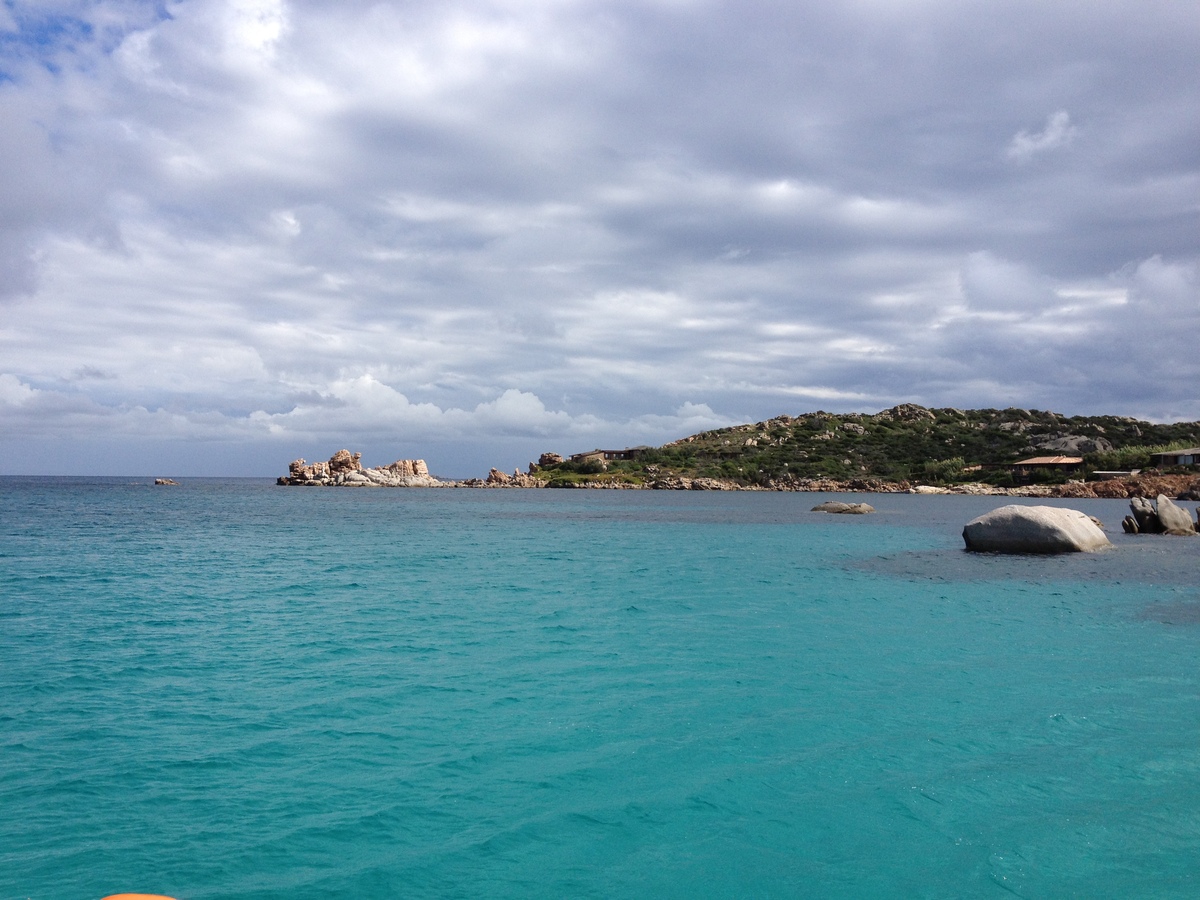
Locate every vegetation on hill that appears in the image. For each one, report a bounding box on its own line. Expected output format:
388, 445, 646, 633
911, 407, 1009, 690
534, 404, 1200, 488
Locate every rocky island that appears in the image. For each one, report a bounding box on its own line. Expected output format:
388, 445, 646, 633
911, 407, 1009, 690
277, 448, 543, 488
279, 449, 445, 487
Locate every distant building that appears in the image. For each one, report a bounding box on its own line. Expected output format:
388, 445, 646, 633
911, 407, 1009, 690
569, 447, 650, 464
1150, 448, 1200, 468
1009, 456, 1084, 482
1088, 470, 1141, 481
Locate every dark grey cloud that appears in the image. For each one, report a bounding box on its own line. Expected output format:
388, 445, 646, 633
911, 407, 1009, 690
0, 0, 1197, 474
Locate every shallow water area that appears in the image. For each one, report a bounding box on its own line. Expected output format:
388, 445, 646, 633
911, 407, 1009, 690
3, 479, 1200, 898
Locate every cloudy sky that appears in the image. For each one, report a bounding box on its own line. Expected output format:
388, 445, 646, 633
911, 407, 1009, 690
1, 0, 1197, 476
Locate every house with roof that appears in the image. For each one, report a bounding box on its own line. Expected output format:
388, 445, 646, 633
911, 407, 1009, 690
1150, 448, 1200, 468
569, 447, 651, 465
1009, 455, 1084, 482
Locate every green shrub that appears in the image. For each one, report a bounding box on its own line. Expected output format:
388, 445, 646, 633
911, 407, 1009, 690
555, 458, 605, 475
922, 457, 965, 484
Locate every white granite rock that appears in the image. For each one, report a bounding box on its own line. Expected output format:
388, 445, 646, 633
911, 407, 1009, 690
1154, 494, 1197, 536
963, 505, 1111, 553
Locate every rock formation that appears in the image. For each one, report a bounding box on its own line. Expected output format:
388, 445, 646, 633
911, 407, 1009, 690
153, 478, 180, 486
962, 505, 1111, 553
383, 459, 430, 478
328, 449, 362, 475
279, 450, 444, 487
1085, 474, 1200, 500
811, 500, 875, 514
286, 458, 330, 483
1155, 495, 1197, 535
475, 467, 543, 488
649, 476, 756, 491
1121, 494, 1196, 535
1034, 434, 1115, 455
873, 403, 936, 423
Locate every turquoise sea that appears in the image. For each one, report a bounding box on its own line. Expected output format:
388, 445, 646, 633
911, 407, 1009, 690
3, 478, 1200, 899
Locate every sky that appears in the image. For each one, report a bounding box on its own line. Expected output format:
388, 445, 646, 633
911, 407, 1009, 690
1, 0, 1197, 477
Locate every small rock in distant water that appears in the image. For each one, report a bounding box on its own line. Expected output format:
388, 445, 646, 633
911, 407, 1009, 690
811, 501, 875, 514
154, 478, 180, 485
963, 505, 1111, 553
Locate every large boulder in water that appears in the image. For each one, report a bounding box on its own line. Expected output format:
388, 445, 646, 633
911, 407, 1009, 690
1124, 494, 1197, 536
1154, 494, 1197, 536
963, 505, 1111, 553
1129, 496, 1162, 533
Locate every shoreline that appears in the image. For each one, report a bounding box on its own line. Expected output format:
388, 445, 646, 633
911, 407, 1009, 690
280, 468, 1200, 501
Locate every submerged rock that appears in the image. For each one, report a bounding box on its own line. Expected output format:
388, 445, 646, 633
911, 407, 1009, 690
963, 505, 1111, 553
811, 501, 875, 514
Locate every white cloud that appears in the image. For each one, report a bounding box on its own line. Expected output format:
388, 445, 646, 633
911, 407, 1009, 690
0, 373, 37, 406
224, 0, 287, 63
0, 367, 739, 474
959, 251, 1057, 311
1128, 254, 1197, 307
1006, 110, 1078, 162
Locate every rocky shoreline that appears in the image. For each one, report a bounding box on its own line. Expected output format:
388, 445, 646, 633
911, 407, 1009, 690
516, 473, 1200, 498
278, 450, 1200, 499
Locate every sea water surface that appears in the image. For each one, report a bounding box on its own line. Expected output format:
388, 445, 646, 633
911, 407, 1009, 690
3, 478, 1200, 899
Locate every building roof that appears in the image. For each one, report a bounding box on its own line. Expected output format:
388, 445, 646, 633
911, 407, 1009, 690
1150, 448, 1200, 457
1011, 456, 1084, 466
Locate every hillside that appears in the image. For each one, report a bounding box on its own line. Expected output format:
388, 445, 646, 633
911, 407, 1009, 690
536, 404, 1200, 488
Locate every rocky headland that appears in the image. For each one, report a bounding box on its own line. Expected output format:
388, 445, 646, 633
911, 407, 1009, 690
278, 448, 1200, 499
279, 402, 1200, 497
